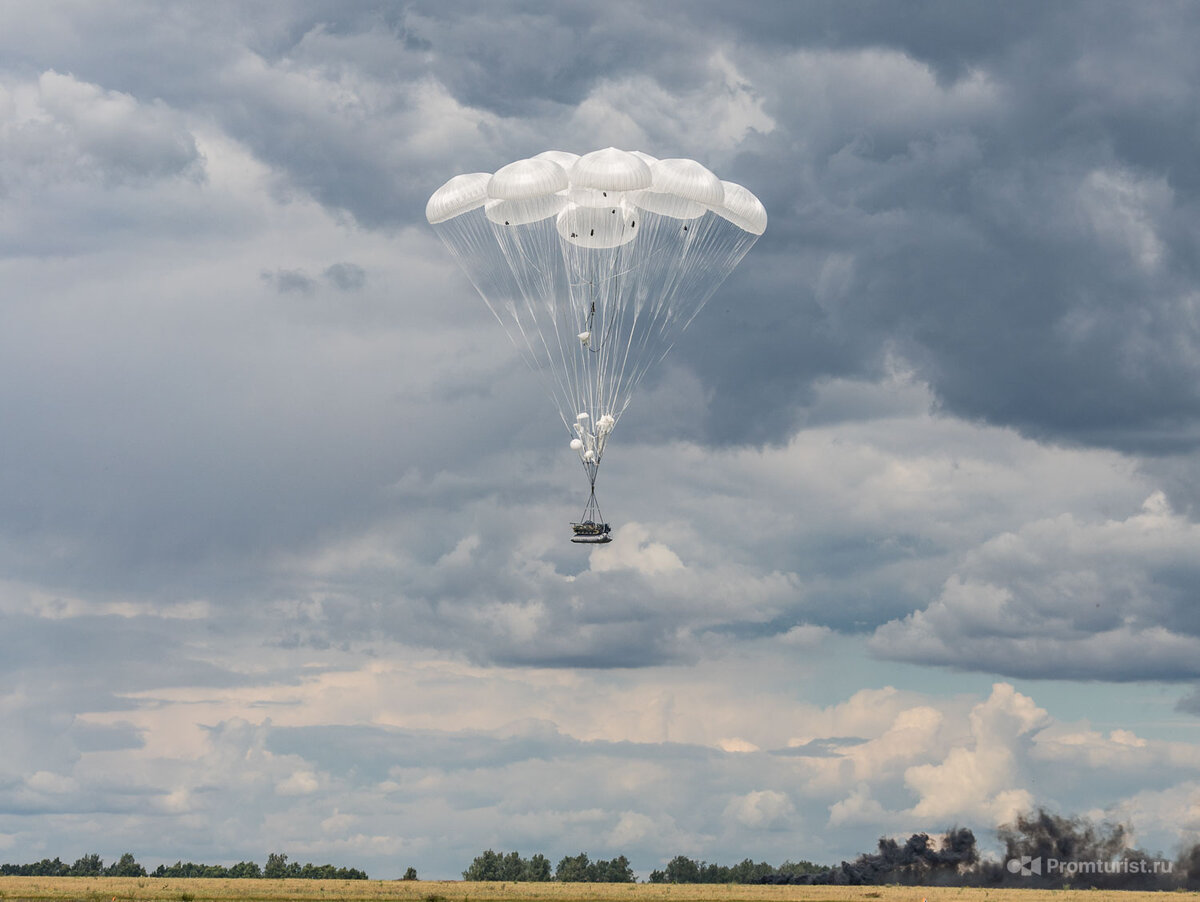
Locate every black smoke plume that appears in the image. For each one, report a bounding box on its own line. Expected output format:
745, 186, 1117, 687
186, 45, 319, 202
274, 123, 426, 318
979, 809, 1196, 890
760, 827, 978, 885
759, 810, 1200, 889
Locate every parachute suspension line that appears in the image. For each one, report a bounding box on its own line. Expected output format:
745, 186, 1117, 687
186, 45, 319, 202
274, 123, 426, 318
617, 214, 759, 405
590, 238, 639, 427
495, 220, 580, 435
580, 483, 603, 525
606, 219, 665, 421
585, 278, 601, 355
584, 281, 619, 359
583, 258, 601, 430
589, 262, 612, 424
619, 213, 698, 392
594, 271, 607, 438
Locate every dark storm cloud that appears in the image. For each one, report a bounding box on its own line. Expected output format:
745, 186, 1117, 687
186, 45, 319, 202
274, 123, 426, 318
676, 1, 1200, 455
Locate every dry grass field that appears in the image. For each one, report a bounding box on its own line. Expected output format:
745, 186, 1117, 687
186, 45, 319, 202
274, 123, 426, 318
0, 879, 1196, 902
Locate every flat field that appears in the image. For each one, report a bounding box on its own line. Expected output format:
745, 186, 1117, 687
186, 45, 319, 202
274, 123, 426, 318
0, 880, 1197, 902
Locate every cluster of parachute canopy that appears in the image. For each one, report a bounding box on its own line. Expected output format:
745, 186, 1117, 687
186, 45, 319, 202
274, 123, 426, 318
426, 148, 765, 541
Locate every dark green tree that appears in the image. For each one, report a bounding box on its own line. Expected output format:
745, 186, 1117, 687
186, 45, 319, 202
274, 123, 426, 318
595, 855, 634, 883
264, 852, 290, 879
402, 866, 418, 880
499, 851, 526, 881
699, 862, 730, 883
463, 850, 503, 881
663, 855, 701, 883
69, 854, 104, 876
523, 853, 552, 882
105, 853, 147, 877
555, 852, 593, 882
228, 860, 262, 878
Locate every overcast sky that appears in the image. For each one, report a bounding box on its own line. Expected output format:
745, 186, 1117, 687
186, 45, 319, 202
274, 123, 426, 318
2, 0, 1200, 880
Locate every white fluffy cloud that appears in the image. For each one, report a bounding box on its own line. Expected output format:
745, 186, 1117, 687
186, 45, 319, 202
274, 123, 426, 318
904, 684, 1046, 825
724, 790, 795, 829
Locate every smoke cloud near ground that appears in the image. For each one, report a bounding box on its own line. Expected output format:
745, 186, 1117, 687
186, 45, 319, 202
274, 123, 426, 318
759, 810, 1200, 889
759, 827, 977, 885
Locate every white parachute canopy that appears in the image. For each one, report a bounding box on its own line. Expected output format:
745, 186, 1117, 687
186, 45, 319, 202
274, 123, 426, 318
426, 147, 765, 497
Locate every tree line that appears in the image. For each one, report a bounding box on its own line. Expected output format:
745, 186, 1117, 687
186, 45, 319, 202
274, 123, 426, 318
0, 852, 368, 880
462, 850, 633, 882
462, 850, 824, 883
648, 856, 825, 883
